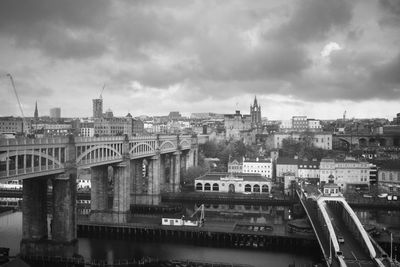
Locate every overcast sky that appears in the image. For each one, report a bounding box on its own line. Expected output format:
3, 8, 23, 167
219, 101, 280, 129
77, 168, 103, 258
1, 0, 399, 120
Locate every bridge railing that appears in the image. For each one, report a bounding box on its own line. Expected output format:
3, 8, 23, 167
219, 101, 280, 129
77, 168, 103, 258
0, 137, 69, 146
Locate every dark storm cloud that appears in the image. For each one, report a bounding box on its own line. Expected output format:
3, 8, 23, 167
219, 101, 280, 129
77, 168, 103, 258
0, 0, 110, 59
272, 0, 353, 42
373, 53, 400, 85
378, 0, 400, 27
1, 0, 400, 118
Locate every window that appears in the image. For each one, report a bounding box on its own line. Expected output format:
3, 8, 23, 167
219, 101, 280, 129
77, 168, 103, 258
212, 183, 219, 191
204, 183, 211, 191
196, 183, 203, 191
382, 173, 386, 181
253, 184, 260, 193
244, 184, 251, 192
262, 185, 269, 193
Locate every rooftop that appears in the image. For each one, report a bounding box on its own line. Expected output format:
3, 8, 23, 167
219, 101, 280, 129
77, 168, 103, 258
277, 157, 298, 165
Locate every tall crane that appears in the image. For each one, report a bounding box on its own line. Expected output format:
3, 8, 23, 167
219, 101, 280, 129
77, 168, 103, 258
99, 83, 106, 99
6, 74, 29, 134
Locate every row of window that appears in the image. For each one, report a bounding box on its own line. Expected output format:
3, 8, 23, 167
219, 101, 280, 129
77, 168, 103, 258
195, 183, 269, 192
381, 172, 400, 181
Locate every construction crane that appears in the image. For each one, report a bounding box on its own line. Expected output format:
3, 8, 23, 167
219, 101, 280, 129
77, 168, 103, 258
6, 74, 30, 134
99, 83, 106, 99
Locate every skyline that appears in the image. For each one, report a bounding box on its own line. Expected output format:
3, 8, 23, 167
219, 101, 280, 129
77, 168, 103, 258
1, 0, 400, 120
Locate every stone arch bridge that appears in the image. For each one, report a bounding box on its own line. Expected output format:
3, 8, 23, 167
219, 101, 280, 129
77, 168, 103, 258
0, 134, 198, 257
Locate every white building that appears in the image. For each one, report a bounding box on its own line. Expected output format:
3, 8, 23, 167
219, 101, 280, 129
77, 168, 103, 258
297, 160, 320, 180
279, 120, 292, 131
307, 119, 322, 131
320, 157, 370, 192
276, 157, 298, 180
242, 157, 272, 178
228, 159, 242, 173
195, 173, 272, 194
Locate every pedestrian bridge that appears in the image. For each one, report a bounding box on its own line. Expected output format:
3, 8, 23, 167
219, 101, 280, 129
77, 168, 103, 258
297, 185, 394, 267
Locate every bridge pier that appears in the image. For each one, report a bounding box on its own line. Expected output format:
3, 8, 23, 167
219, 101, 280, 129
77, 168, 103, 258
20, 178, 48, 256
172, 151, 181, 192
50, 171, 78, 257
90, 165, 109, 222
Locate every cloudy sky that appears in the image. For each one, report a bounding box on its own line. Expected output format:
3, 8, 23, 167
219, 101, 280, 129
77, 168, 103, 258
1, 0, 399, 120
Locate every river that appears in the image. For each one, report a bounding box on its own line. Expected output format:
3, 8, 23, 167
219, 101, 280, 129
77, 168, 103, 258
1, 210, 320, 267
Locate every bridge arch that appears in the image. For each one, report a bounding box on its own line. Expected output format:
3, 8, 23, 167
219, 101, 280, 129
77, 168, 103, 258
359, 138, 367, 147
159, 141, 176, 151
337, 138, 350, 150
179, 139, 190, 148
129, 142, 155, 155
76, 145, 122, 164
378, 138, 387, 147
0, 150, 63, 168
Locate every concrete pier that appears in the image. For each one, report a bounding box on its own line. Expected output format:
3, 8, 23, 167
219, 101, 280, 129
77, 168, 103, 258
20, 178, 48, 256
90, 165, 109, 222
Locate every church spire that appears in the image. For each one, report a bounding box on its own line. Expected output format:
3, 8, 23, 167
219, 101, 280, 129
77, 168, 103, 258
254, 95, 258, 106
34, 101, 38, 120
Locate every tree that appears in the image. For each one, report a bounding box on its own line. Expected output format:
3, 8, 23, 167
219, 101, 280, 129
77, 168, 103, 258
181, 166, 207, 186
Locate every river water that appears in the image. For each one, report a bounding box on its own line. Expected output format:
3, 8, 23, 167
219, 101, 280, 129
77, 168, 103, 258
1, 210, 319, 267
1, 206, 399, 267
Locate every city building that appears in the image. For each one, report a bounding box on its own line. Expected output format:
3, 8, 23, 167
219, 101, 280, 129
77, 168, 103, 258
224, 110, 251, 140
283, 172, 297, 194
320, 157, 370, 192
168, 111, 182, 120
195, 172, 271, 194
273, 132, 332, 150
50, 107, 61, 119
292, 116, 308, 131
377, 160, 400, 195
276, 157, 298, 181
32, 123, 72, 135
297, 159, 320, 180
0, 117, 24, 134
94, 117, 132, 136
80, 122, 95, 137
242, 157, 272, 178
279, 120, 292, 132
92, 98, 103, 118
227, 159, 242, 173
307, 119, 322, 132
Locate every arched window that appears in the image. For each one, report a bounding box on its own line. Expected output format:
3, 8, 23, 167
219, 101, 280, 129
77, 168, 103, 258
244, 184, 251, 192
253, 184, 260, 193
196, 183, 203, 191
389, 173, 393, 181
204, 183, 211, 191
382, 173, 386, 180
212, 183, 219, 191
262, 185, 269, 193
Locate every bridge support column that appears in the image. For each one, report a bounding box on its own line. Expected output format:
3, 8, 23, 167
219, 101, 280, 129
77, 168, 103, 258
131, 159, 144, 205
90, 165, 109, 222
172, 151, 181, 192
159, 154, 167, 192
139, 155, 161, 205
50, 171, 78, 257
20, 178, 48, 256
111, 161, 131, 223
